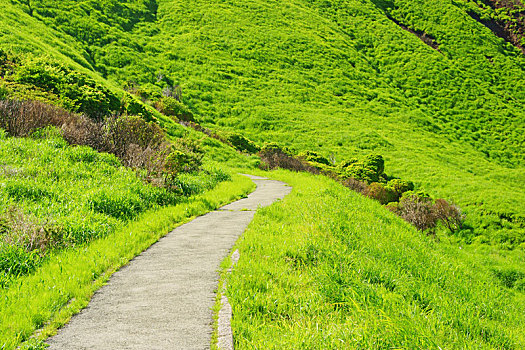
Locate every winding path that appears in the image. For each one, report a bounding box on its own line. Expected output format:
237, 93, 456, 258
46, 175, 291, 350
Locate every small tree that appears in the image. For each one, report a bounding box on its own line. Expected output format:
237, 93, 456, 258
433, 199, 464, 233
398, 193, 437, 232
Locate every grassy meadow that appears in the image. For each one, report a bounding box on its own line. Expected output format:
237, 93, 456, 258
227, 170, 525, 349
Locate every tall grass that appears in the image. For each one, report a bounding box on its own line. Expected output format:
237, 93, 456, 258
0, 173, 255, 350
227, 170, 525, 349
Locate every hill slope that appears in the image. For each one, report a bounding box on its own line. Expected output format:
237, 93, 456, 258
1, 1, 524, 237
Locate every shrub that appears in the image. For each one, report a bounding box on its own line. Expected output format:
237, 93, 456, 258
365, 182, 396, 205
340, 177, 368, 194
337, 158, 359, 170
12, 58, 120, 118
104, 115, 165, 159
298, 150, 332, 166
259, 143, 318, 173
385, 179, 415, 202
0, 84, 8, 99
224, 132, 260, 154
343, 163, 380, 183
61, 114, 107, 150
154, 96, 194, 122
0, 99, 76, 137
363, 154, 385, 174
397, 192, 438, 232
120, 94, 152, 120
433, 199, 464, 233
164, 150, 196, 175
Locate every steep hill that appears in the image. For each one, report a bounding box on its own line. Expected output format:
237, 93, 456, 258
2, 0, 523, 246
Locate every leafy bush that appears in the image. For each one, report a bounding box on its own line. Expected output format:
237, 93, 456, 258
341, 154, 386, 184
12, 57, 120, 118
104, 115, 165, 159
385, 178, 415, 202
343, 164, 381, 183
298, 150, 331, 166
337, 158, 358, 170
163, 140, 203, 177
224, 132, 260, 154
154, 96, 194, 121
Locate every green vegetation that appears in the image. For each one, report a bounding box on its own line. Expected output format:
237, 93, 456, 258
0, 129, 235, 287
0, 0, 523, 247
227, 170, 525, 349
0, 173, 255, 350
0, 0, 524, 347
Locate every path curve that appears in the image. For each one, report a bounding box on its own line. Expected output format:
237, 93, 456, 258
46, 175, 291, 350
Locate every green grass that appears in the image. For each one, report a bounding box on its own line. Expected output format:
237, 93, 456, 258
0, 172, 255, 350
0, 129, 239, 283
226, 170, 525, 349
2, 0, 522, 245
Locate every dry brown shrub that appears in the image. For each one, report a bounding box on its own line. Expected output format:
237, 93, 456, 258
259, 147, 320, 174
341, 177, 368, 195
0, 99, 76, 137
124, 143, 170, 176
433, 199, 464, 233
399, 194, 437, 232
61, 114, 107, 150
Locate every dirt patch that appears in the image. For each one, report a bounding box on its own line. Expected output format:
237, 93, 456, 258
386, 15, 441, 51
468, 0, 525, 54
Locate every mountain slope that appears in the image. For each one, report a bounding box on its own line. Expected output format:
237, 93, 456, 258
1, 0, 524, 244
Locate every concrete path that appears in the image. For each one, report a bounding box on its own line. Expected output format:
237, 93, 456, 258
46, 175, 291, 350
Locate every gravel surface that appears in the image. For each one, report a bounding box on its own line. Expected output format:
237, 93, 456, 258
46, 175, 290, 350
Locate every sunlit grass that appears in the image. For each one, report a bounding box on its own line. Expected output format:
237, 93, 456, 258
0, 173, 255, 350
227, 170, 525, 349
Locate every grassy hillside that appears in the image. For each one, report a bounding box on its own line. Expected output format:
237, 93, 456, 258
0, 0, 524, 347
2, 0, 522, 245
227, 170, 525, 348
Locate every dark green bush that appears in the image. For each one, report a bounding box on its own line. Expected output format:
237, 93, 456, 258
224, 132, 260, 154
154, 96, 194, 122
341, 154, 386, 184
298, 150, 331, 166
362, 154, 385, 176
385, 178, 415, 202
338, 158, 359, 170
343, 163, 380, 183
12, 58, 120, 118
120, 94, 154, 120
